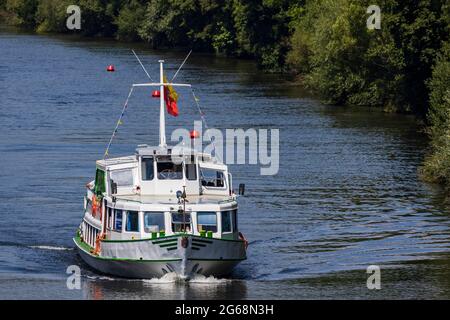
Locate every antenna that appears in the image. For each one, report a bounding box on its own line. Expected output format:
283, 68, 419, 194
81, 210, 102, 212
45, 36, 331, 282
131, 49, 154, 81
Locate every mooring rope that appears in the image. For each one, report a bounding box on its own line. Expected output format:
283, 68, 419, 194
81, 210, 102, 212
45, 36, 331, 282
103, 86, 134, 159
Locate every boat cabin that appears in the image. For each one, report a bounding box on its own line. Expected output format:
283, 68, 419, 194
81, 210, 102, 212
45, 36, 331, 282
82, 145, 238, 245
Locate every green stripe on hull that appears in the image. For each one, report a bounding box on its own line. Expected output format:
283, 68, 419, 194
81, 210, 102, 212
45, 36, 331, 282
73, 236, 182, 263
101, 234, 245, 244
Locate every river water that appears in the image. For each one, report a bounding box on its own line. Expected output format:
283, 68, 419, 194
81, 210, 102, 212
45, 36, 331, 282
1, 27, 450, 299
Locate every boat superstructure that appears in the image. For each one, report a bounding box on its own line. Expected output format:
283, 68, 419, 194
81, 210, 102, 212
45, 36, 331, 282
74, 59, 247, 279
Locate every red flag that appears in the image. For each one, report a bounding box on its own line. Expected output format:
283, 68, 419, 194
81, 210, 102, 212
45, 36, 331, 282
163, 75, 179, 117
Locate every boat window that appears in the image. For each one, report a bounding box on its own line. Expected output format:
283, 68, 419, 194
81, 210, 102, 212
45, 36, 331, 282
221, 211, 232, 233
157, 161, 183, 180
107, 207, 113, 229
141, 157, 154, 181
114, 209, 123, 231
144, 212, 165, 233
94, 169, 106, 195
185, 163, 197, 181
110, 169, 133, 187
197, 212, 217, 233
232, 209, 238, 231
171, 212, 191, 233
125, 211, 139, 232
200, 168, 225, 188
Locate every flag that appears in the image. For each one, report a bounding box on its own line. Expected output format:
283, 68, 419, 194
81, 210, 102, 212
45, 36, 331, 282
163, 75, 179, 117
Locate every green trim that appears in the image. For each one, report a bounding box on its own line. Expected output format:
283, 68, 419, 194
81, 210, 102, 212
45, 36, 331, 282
159, 242, 178, 248
75, 234, 93, 252
192, 243, 207, 247
152, 239, 179, 245
192, 239, 213, 244
102, 234, 181, 243
100, 233, 245, 244
166, 247, 178, 251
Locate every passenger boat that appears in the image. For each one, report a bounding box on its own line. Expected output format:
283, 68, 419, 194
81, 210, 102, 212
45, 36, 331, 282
73, 59, 247, 279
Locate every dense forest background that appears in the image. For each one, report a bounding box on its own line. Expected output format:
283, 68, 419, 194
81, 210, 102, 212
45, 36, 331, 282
0, 0, 449, 186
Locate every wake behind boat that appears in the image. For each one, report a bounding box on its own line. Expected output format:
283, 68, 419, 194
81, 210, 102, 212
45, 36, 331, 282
74, 58, 248, 279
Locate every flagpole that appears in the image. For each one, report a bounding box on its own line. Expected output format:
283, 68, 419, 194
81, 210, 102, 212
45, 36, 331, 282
159, 60, 166, 147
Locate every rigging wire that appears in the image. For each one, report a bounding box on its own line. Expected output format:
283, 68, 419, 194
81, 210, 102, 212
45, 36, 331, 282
132, 49, 154, 81
171, 49, 192, 82
190, 88, 222, 163
103, 86, 134, 159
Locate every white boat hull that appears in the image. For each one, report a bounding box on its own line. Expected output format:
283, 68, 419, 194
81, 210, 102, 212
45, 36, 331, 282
74, 234, 246, 279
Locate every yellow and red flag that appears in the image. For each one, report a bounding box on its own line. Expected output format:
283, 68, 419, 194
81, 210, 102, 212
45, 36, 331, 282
163, 75, 179, 117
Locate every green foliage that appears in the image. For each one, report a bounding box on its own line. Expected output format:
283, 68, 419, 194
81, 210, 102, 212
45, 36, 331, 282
115, 0, 146, 41
286, 0, 448, 112
5, 0, 38, 27
421, 41, 450, 185
35, 0, 71, 33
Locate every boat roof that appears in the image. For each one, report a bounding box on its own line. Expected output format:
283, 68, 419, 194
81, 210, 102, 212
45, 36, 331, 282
96, 144, 219, 168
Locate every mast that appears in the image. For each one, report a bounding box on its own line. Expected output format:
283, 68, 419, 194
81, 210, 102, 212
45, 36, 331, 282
159, 60, 166, 147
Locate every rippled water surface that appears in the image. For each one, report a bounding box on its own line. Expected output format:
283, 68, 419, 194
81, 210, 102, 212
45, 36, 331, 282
1, 27, 450, 299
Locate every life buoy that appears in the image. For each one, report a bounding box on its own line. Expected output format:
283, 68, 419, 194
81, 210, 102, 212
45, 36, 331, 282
92, 195, 98, 216
239, 232, 249, 250
91, 195, 102, 219
93, 233, 105, 256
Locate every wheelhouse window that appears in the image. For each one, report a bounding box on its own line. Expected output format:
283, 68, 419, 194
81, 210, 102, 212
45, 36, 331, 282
185, 163, 197, 181
110, 169, 133, 187
197, 212, 217, 233
157, 161, 183, 180
171, 212, 191, 233
221, 211, 232, 233
114, 209, 123, 231
144, 212, 165, 233
141, 157, 154, 181
125, 211, 139, 232
200, 168, 225, 188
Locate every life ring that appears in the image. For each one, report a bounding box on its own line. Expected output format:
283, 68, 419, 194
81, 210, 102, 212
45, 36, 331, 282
93, 233, 105, 256
238, 232, 249, 250
92, 195, 98, 216
91, 195, 103, 219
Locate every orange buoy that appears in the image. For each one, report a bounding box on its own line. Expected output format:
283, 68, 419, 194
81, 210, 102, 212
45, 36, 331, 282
106, 65, 115, 72
190, 130, 200, 139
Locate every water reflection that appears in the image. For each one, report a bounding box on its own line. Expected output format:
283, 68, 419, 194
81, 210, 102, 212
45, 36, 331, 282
82, 275, 248, 300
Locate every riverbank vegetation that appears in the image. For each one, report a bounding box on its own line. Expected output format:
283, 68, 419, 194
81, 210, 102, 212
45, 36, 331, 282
1, 0, 449, 186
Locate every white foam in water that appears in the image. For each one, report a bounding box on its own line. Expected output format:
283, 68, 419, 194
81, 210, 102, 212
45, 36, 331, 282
142, 272, 179, 284
30, 245, 73, 251
85, 275, 118, 281
188, 274, 229, 284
